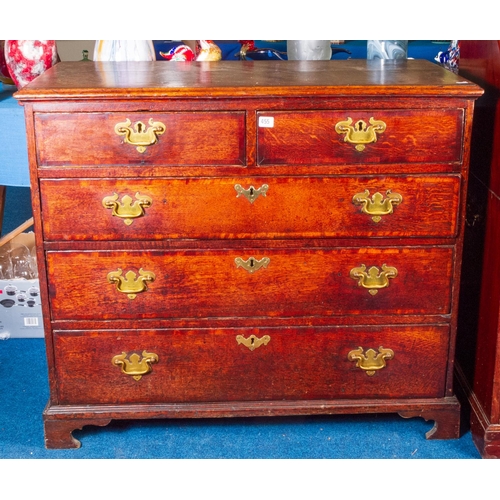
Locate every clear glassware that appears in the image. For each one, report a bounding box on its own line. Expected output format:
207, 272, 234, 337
9, 244, 34, 279
29, 245, 38, 278
0, 246, 13, 279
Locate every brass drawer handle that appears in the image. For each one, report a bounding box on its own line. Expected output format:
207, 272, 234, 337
107, 268, 156, 299
352, 189, 402, 223
235, 256, 270, 273
236, 334, 271, 351
350, 264, 398, 295
114, 118, 166, 153
335, 117, 387, 152
348, 346, 394, 376
234, 184, 269, 204
102, 192, 153, 225
112, 350, 159, 380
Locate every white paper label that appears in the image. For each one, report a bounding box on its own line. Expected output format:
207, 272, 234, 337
24, 317, 39, 327
258, 116, 274, 128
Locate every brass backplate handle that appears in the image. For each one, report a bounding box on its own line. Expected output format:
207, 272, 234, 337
350, 264, 398, 295
102, 192, 153, 225
114, 118, 166, 153
335, 117, 387, 151
107, 268, 156, 299
348, 346, 394, 376
235, 256, 270, 273
234, 184, 269, 203
236, 334, 271, 351
112, 350, 159, 381
352, 189, 403, 223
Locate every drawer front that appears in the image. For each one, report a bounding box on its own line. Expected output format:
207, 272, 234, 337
257, 109, 464, 166
53, 325, 449, 405
39, 175, 461, 241
34, 111, 246, 167
46, 247, 453, 321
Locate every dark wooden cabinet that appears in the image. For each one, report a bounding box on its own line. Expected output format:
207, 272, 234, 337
456, 40, 500, 458
15, 60, 482, 449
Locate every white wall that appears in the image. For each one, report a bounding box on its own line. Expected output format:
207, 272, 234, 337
56, 41, 96, 61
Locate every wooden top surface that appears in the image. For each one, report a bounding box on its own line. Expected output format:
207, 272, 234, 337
15, 59, 483, 101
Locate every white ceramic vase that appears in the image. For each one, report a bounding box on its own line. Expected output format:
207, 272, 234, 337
93, 40, 155, 61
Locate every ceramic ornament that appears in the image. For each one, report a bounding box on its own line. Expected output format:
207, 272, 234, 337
4, 40, 58, 89
159, 44, 196, 61
93, 40, 156, 61
287, 40, 332, 60
435, 41, 460, 74
367, 40, 408, 60
195, 40, 222, 61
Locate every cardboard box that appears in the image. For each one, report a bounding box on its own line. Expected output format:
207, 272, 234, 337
0, 219, 44, 339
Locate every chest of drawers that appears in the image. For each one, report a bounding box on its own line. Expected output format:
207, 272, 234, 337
15, 60, 482, 449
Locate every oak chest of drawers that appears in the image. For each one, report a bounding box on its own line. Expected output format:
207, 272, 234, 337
16, 60, 482, 448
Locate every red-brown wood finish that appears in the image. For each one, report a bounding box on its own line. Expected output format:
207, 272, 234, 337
34, 111, 246, 167
456, 40, 500, 458
53, 326, 450, 405
256, 109, 464, 166
39, 175, 461, 240
15, 60, 482, 449
45, 247, 454, 321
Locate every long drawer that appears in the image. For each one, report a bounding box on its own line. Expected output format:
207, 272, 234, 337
39, 175, 461, 241
33, 111, 246, 167
53, 325, 450, 405
257, 109, 464, 166
46, 246, 454, 321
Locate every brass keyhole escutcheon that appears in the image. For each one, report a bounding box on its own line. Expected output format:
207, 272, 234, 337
348, 346, 394, 376
107, 268, 156, 299
352, 189, 402, 223
335, 117, 387, 152
114, 118, 166, 153
350, 264, 398, 295
236, 334, 271, 351
102, 192, 153, 225
235, 256, 270, 273
112, 350, 159, 380
234, 184, 269, 203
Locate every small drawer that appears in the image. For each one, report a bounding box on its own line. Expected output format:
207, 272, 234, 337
257, 109, 464, 167
46, 246, 454, 321
39, 174, 461, 241
34, 111, 246, 167
52, 325, 449, 405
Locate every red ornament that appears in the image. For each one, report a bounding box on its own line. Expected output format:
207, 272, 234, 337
4, 40, 58, 89
238, 40, 256, 51
159, 44, 196, 62
0, 40, 15, 85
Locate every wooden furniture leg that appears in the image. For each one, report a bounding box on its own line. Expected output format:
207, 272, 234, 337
44, 415, 112, 449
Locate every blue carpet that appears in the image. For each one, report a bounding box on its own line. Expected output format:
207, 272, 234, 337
0, 338, 482, 459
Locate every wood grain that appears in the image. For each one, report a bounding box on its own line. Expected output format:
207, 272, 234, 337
13, 60, 481, 448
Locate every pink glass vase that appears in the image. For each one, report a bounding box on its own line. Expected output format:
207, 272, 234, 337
0, 40, 15, 85
4, 40, 58, 89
